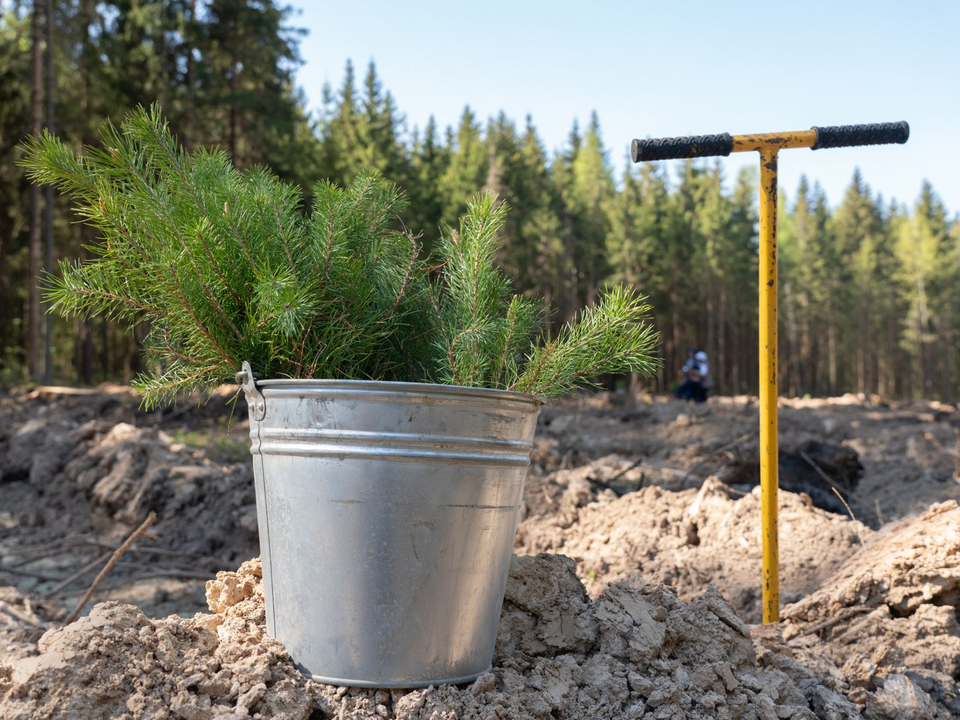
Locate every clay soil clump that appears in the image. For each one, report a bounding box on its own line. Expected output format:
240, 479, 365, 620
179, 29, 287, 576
517, 474, 869, 622
0, 555, 833, 719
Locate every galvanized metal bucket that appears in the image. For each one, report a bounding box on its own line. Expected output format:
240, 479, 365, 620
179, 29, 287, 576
236, 362, 541, 688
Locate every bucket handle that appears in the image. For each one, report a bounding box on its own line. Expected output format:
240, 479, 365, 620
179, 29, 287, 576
236, 361, 267, 421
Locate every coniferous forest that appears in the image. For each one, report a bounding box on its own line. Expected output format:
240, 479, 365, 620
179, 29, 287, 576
2, 1, 959, 399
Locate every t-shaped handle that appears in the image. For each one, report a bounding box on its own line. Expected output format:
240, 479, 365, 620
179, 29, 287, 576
631, 121, 909, 162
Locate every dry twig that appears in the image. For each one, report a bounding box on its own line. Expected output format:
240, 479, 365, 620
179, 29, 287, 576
130, 569, 217, 581
63, 512, 157, 625
81, 540, 204, 560
798, 450, 863, 502
797, 597, 884, 637
798, 449, 865, 543
0, 564, 63, 582
0, 600, 42, 628
9, 534, 89, 566
830, 487, 865, 545
42, 550, 113, 599
681, 432, 753, 483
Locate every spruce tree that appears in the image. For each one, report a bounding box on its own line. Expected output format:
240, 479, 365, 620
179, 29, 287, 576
409, 116, 449, 253
360, 61, 410, 189
569, 111, 614, 306
324, 60, 366, 184
439, 107, 488, 229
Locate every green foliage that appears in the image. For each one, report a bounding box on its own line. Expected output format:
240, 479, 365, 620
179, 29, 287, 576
510, 285, 659, 397
21, 107, 660, 406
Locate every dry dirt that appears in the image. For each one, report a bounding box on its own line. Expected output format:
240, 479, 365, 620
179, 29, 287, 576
0, 555, 878, 719
0, 386, 258, 617
0, 388, 958, 718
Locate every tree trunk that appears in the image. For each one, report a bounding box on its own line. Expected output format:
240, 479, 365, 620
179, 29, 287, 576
884, 313, 896, 399
827, 309, 837, 395
182, 0, 196, 151
26, 0, 43, 381
717, 287, 726, 394
705, 273, 715, 383
785, 281, 801, 397
100, 316, 109, 377
801, 293, 814, 395
78, 228, 95, 383
857, 345, 865, 396
42, 0, 55, 384
78, 0, 94, 383
671, 304, 680, 391
730, 296, 750, 395
915, 270, 930, 397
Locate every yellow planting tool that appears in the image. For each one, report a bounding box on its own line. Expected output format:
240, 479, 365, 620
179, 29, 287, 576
631, 122, 909, 623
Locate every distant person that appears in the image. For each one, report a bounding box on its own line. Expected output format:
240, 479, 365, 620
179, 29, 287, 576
676, 349, 711, 403
695, 351, 712, 402
675, 348, 699, 401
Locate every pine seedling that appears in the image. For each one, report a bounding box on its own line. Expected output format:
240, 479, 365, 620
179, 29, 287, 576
21, 105, 661, 404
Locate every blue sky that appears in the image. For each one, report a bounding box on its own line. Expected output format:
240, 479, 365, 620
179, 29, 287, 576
289, 1, 958, 216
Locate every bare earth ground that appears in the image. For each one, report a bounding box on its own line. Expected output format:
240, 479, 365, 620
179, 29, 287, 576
0, 387, 958, 718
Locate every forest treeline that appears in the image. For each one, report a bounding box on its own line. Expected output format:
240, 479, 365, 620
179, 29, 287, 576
2, 1, 958, 399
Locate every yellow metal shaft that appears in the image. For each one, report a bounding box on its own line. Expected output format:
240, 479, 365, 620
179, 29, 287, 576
735, 130, 807, 624
758, 149, 779, 624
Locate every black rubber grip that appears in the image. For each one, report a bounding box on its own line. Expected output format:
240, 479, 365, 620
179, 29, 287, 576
631, 133, 733, 162
812, 122, 909, 150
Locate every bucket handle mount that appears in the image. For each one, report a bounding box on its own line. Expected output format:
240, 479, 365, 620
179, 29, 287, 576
236, 361, 266, 421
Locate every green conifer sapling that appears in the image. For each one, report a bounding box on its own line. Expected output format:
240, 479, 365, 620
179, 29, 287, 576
21, 106, 660, 405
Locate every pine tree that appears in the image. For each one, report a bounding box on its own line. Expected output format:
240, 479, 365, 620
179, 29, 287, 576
3, 22, 960, 401
359, 61, 410, 188
718, 166, 758, 395
894, 182, 950, 396
782, 176, 827, 395
483, 112, 562, 299
549, 119, 582, 322
439, 106, 487, 228
517, 116, 565, 312
569, 111, 614, 306
0, 7, 36, 374
408, 116, 449, 252
831, 169, 889, 394
26, 0, 44, 381
22, 107, 661, 404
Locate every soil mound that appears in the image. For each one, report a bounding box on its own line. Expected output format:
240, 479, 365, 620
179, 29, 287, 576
0, 389, 258, 615
518, 472, 869, 622
0, 393, 257, 557
0, 586, 63, 663
782, 501, 960, 717
2, 554, 833, 720
2, 391, 959, 717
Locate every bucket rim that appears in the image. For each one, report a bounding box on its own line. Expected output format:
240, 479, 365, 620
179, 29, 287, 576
250, 376, 545, 406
